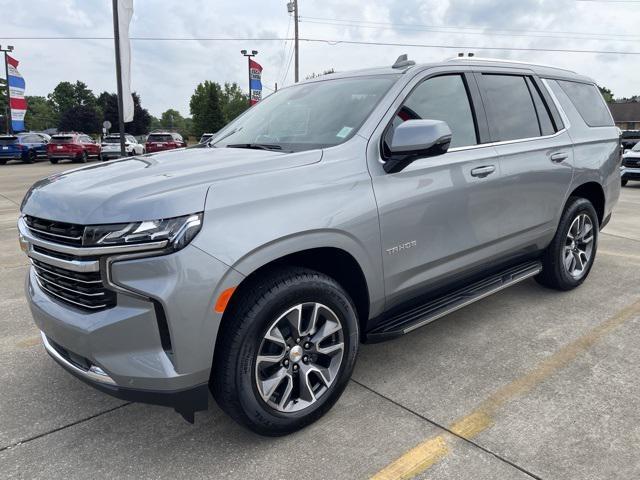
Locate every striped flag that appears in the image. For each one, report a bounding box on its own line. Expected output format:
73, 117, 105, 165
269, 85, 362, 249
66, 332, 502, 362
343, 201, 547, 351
6, 55, 27, 132
249, 59, 263, 105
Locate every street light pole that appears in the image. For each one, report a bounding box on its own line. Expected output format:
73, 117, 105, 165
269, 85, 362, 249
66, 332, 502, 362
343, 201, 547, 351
241, 49, 258, 106
0, 45, 15, 135
111, 0, 126, 157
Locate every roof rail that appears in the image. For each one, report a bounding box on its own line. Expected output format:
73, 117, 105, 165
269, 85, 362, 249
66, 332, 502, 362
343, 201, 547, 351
445, 56, 576, 74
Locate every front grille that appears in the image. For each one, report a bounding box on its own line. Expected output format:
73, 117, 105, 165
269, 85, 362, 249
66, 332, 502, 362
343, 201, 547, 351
24, 215, 84, 246
32, 259, 116, 311
623, 158, 640, 168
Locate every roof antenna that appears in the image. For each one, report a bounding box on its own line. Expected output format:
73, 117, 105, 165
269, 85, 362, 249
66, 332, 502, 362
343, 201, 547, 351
392, 54, 416, 69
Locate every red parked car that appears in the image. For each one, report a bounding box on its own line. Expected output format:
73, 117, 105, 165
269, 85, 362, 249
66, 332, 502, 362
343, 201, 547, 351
47, 133, 102, 164
145, 132, 186, 153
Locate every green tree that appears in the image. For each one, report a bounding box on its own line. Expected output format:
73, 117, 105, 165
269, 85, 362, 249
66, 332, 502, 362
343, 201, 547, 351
159, 108, 185, 131
305, 68, 336, 80
599, 86, 614, 103
97, 91, 151, 135
24, 96, 56, 131
189, 80, 225, 137
220, 82, 249, 123
49, 81, 99, 132
58, 105, 101, 134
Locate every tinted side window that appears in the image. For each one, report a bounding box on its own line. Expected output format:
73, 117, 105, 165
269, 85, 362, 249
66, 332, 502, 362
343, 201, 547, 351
395, 74, 478, 148
526, 78, 555, 136
556, 80, 613, 127
480, 74, 540, 142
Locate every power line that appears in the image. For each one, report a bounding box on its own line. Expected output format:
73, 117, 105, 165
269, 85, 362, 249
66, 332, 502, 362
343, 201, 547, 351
3, 34, 640, 55
299, 37, 640, 55
300, 18, 640, 43
299, 15, 640, 39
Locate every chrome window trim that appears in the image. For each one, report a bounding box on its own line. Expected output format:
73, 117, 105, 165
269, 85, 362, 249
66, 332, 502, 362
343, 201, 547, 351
541, 78, 572, 131
18, 216, 169, 257
40, 331, 116, 384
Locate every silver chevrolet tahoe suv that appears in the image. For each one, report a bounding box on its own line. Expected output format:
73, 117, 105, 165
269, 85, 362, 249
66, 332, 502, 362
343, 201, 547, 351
19, 56, 620, 436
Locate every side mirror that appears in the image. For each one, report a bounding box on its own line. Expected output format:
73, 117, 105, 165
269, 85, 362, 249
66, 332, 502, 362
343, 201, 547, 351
383, 119, 452, 174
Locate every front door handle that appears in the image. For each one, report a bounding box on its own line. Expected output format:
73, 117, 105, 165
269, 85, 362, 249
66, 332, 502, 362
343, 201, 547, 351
470, 165, 496, 178
550, 152, 569, 163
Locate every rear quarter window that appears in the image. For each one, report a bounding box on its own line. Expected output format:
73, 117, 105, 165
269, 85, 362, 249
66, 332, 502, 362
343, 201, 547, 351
556, 80, 613, 127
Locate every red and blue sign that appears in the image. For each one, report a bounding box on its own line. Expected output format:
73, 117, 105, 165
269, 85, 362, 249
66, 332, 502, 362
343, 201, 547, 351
7, 55, 27, 132
249, 59, 263, 106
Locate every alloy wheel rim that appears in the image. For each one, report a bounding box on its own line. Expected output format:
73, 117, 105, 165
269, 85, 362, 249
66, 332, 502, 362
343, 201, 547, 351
564, 213, 594, 279
255, 302, 345, 413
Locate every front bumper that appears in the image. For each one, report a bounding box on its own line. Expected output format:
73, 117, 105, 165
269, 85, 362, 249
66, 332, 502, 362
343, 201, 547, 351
621, 167, 640, 181
20, 216, 243, 414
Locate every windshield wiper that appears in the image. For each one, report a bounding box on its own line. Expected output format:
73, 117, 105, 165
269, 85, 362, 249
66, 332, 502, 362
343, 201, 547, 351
226, 143, 283, 151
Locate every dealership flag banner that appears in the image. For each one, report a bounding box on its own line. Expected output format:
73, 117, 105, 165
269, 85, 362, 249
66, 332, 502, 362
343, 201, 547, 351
7, 55, 27, 132
249, 59, 263, 105
118, 0, 134, 122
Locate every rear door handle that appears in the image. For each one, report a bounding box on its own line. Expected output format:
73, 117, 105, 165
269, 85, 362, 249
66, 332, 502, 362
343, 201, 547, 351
550, 152, 569, 163
470, 165, 496, 178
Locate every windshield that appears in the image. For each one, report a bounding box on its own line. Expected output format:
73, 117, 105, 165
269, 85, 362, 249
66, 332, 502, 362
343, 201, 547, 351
103, 137, 123, 143
0, 137, 17, 145
212, 75, 399, 152
51, 136, 74, 144
148, 134, 174, 142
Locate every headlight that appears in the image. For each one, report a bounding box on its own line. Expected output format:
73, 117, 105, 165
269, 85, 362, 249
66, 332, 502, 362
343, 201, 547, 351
83, 213, 203, 251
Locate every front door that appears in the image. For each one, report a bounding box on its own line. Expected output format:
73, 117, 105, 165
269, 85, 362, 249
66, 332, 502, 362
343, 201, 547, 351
368, 71, 509, 307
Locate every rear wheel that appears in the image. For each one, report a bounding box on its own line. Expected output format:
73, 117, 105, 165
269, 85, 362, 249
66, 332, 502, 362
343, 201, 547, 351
212, 267, 359, 436
49, 158, 58, 164
536, 197, 598, 291
24, 150, 36, 164
75, 151, 88, 163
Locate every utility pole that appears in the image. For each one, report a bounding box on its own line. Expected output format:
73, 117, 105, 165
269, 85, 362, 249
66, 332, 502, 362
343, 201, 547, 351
294, 0, 299, 83
286, 1, 299, 82
0, 45, 14, 135
111, 0, 126, 157
241, 49, 258, 106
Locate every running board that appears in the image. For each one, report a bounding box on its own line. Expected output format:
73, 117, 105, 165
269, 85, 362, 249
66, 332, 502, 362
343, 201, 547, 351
366, 260, 542, 343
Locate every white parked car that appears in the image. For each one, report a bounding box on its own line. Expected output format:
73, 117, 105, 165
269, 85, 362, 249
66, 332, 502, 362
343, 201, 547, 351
101, 134, 145, 160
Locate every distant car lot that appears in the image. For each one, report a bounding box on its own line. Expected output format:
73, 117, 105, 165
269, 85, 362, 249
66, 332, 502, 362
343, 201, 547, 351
1, 161, 639, 479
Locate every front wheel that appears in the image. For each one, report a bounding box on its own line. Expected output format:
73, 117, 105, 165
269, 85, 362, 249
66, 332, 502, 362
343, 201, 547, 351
621, 178, 628, 187
536, 197, 598, 291
49, 158, 58, 164
211, 268, 359, 436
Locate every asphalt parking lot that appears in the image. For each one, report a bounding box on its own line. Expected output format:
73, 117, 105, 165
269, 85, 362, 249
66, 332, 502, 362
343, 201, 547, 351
1, 161, 639, 480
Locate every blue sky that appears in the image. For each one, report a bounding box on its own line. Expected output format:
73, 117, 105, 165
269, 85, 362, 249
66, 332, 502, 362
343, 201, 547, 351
1, 0, 636, 117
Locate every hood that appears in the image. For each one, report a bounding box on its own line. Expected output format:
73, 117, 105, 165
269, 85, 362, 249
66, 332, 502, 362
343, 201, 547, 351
21, 146, 322, 224
623, 151, 640, 158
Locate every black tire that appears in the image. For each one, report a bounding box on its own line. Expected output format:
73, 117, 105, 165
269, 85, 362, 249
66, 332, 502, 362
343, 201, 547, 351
0, 159, 6, 165
24, 150, 36, 164
536, 196, 599, 291
75, 151, 88, 163
621, 179, 628, 187
49, 158, 58, 164
211, 267, 359, 436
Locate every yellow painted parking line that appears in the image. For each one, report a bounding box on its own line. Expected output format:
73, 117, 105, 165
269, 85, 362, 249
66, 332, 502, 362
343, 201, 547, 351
370, 298, 640, 480
371, 436, 448, 480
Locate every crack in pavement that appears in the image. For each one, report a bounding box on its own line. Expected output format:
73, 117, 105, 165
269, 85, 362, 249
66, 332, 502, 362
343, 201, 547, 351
0, 403, 132, 454
352, 379, 543, 480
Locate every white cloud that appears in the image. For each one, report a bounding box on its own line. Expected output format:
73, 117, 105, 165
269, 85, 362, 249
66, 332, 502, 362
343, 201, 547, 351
1, 0, 637, 118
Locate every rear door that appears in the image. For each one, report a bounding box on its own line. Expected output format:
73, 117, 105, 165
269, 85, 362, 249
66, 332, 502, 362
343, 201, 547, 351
475, 70, 573, 247
369, 69, 509, 306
